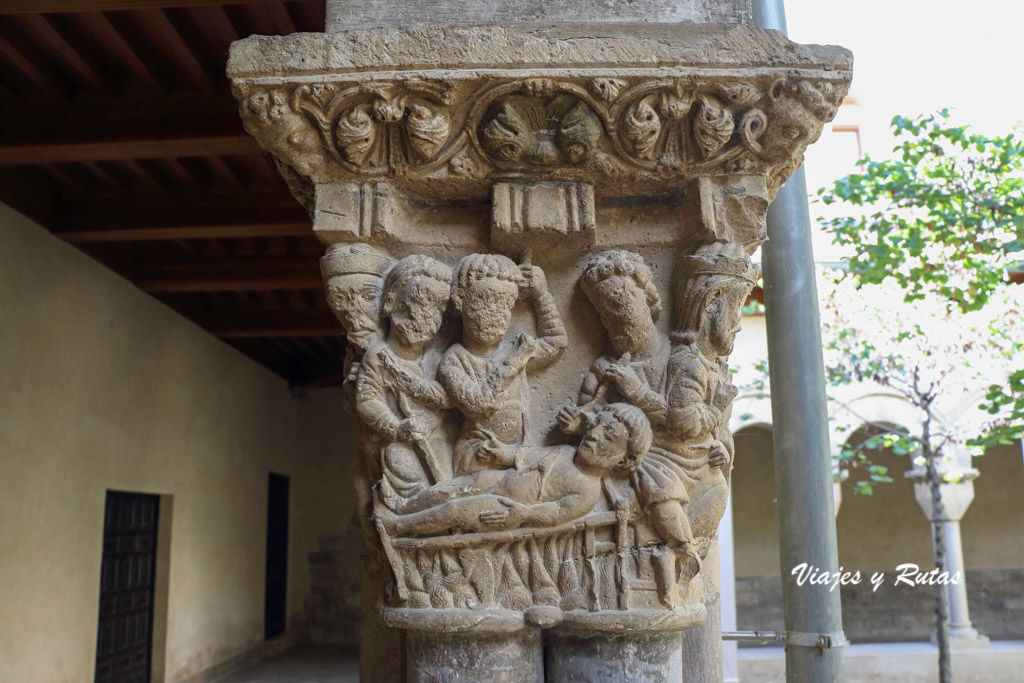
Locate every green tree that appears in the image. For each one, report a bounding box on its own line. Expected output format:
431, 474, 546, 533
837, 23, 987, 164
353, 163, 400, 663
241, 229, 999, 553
820, 110, 1024, 313
817, 112, 1024, 682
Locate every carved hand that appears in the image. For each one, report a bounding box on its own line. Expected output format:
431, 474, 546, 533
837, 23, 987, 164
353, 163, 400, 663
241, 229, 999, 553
396, 418, 426, 444
480, 438, 516, 467
708, 441, 730, 469
518, 264, 548, 300
603, 362, 644, 401
479, 497, 529, 528
381, 354, 423, 395
556, 404, 585, 434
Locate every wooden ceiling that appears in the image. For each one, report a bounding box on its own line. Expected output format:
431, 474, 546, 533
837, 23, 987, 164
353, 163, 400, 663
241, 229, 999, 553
0, 0, 350, 387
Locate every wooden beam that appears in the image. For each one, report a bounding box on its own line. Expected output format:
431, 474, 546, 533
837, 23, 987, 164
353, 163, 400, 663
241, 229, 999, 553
135, 256, 323, 292
0, 95, 256, 164
0, 1, 293, 12
51, 191, 309, 242
207, 307, 340, 338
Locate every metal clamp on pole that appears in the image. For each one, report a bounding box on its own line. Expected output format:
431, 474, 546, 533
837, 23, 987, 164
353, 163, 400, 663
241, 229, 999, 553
785, 631, 849, 654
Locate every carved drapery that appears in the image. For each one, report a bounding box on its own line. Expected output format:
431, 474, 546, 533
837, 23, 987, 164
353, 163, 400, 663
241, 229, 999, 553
229, 23, 851, 638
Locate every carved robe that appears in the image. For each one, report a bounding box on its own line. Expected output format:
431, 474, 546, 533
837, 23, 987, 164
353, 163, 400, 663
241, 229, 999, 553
356, 342, 452, 512
440, 291, 567, 475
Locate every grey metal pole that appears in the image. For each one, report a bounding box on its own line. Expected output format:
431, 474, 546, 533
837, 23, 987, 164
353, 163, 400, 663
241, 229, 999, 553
751, 2, 848, 681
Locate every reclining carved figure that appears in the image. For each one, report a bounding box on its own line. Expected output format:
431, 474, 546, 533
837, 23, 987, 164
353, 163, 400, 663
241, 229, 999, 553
377, 403, 652, 537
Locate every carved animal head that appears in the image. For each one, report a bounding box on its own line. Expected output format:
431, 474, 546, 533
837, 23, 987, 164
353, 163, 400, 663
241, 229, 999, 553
759, 79, 842, 163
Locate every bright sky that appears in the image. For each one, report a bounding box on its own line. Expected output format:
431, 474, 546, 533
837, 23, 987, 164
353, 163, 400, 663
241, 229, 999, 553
779, 0, 1024, 261
786, 0, 1024, 137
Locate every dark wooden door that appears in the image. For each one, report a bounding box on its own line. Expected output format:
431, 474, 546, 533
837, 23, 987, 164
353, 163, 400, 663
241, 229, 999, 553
265, 473, 290, 639
95, 491, 159, 683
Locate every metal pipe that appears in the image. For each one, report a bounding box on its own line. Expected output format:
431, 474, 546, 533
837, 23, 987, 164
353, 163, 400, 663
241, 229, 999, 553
722, 631, 787, 644
751, 1, 848, 680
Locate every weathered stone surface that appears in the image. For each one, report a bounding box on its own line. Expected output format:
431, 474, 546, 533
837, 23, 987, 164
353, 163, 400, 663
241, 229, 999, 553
228, 25, 851, 203
407, 628, 542, 682
546, 630, 683, 681
326, 0, 753, 33
230, 17, 850, 680
737, 569, 1024, 643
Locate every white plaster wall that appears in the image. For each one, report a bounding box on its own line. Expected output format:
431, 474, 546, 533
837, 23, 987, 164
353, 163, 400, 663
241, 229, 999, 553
0, 205, 357, 682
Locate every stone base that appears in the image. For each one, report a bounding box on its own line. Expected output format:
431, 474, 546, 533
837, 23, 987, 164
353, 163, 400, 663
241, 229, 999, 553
545, 631, 683, 682
406, 628, 542, 682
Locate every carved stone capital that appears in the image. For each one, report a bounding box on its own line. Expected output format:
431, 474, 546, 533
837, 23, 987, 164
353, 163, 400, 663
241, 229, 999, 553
230, 22, 850, 638
229, 24, 851, 207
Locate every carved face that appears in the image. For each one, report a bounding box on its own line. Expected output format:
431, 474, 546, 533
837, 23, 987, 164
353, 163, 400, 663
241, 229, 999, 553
761, 86, 815, 163
388, 276, 450, 348
589, 275, 655, 354
707, 287, 747, 356
326, 274, 382, 350
461, 278, 519, 346
576, 411, 631, 472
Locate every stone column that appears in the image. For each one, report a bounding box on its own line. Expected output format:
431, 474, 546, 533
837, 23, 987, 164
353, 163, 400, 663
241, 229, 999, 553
228, 17, 850, 681
905, 454, 989, 649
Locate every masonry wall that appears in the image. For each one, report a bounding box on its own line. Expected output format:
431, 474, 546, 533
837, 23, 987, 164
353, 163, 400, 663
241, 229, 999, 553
0, 205, 357, 682
728, 362, 1024, 641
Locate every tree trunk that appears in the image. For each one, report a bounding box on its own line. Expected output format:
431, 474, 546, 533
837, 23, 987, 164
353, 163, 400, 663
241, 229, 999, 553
924, 438, 952, 682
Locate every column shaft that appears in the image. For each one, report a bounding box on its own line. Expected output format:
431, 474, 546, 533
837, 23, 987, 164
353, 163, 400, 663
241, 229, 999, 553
407, 629, 542, 683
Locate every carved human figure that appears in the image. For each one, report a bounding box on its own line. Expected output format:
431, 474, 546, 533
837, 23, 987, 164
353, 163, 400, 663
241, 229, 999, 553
439, 254, 568, 475
356, 255, 454, 513
662, 241, 757, 539
560, 248, 734, 606
381, 403, 651, 536
321, 243, 393, 535
321, 243, 393, 404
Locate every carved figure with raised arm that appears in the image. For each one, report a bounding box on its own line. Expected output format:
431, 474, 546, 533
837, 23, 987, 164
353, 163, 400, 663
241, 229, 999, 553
380, 403, 651, 536
439, 253, 568, 475
356, 255, 455, 513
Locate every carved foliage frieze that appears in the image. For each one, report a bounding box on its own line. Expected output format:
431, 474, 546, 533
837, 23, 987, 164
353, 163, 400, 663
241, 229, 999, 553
232, 73, 847, 197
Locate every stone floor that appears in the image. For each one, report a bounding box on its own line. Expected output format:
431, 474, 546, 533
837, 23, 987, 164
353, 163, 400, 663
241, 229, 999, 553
216, 640, 1024, 682
215, 645, 359, 682
738, 640, 1024, 682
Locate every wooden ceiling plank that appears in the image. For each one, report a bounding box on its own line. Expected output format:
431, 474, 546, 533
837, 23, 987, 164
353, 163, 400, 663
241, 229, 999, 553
1, 94, 256, 164
132, 8, 215, 93
121, 159, 161, 190
0, 1, 293, 12
205, 155, 244, 190
0, 135, 257, 163
56, 222, 310, 243
134, 257, 322, 293
72, 12, 162, 92
41, 163, 86, 192
0, 33, 65, 100
209, 308, 339, 339
18, 14, 112, 95
80, 161, 124, 190
51, 189, 310, 242
185, 5, 238, 53
264, 3, 296, 35
161, 158, 200, 188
